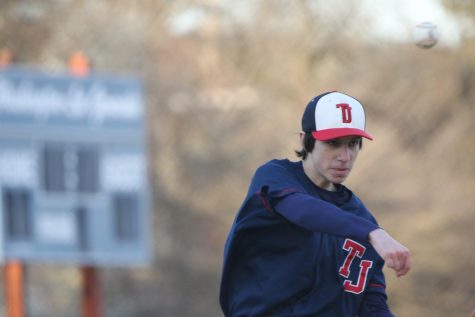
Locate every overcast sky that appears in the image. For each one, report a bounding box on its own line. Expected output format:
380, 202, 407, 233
362, 0, 465, 46
169, 0, 469, 47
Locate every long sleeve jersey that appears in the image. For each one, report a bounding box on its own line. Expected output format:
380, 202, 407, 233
220, 159, 394, 317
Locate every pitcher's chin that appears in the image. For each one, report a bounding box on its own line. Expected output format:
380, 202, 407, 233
329, 173, 350, 184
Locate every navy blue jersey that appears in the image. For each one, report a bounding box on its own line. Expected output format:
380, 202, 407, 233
220, 159, 391, 317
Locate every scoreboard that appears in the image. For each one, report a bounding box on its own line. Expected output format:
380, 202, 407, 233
0, 67, 151, 266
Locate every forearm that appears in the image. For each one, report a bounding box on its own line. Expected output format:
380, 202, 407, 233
274, 192, 378, 241
274, 192, 412, 277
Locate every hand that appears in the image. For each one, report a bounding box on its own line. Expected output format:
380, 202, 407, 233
368, 228, 411, 277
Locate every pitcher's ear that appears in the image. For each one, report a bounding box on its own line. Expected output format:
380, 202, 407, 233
299, 131, 306, 144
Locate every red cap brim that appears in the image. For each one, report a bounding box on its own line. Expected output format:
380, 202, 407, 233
312, 128, 373, 141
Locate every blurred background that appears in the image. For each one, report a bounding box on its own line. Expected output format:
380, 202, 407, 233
0, 0, 474, 316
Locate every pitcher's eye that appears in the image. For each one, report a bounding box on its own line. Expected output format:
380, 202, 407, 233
325, 140, 340, 147
349, 139, 360, 148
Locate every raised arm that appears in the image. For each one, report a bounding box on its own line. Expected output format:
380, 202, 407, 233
274, 192, 411, 276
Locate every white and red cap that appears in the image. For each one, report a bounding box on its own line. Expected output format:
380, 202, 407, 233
301, 91, 373, 141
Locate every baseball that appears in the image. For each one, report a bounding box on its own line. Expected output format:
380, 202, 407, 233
413, 21, 439, 49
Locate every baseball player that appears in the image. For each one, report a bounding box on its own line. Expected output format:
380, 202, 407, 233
220, 91, 411, 316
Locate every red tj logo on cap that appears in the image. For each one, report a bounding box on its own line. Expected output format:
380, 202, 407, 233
301, 91, 373, 141
336, 103, 352, 123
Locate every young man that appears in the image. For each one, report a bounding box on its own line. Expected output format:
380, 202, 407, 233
220, 91, 411, 317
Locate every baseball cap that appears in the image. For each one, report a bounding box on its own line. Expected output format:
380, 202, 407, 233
301, 91, 373, 141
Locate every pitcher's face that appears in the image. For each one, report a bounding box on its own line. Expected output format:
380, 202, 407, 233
303, 136, 361, 190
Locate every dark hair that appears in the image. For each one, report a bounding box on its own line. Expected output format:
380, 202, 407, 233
295, 132, 363, 160
295, 132, 315, 160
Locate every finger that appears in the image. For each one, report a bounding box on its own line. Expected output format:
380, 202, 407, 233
401, 252, 411, 275
386, 254, 406, 277
405, 250, 412, 270
391, 256, 402, 272
386, 257, 402, 276
396, 265, 408, 277
385, 257, 395, 270
397, 266, 410, 277
396, 252, 411, 277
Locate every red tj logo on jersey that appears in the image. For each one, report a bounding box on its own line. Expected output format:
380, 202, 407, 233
338, 239, 373, 294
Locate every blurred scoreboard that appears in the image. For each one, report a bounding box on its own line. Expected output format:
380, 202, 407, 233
0, 67, 151, 266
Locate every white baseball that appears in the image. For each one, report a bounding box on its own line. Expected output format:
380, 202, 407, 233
413, 22, 439, 49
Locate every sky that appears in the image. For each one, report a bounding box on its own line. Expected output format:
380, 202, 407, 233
362, 0, 465, 46
169, 0, 469, 47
